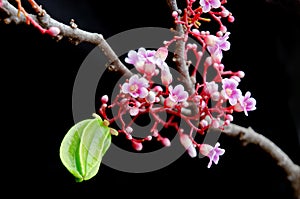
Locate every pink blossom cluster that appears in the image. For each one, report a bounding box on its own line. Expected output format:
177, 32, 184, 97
99, 0, 256, 168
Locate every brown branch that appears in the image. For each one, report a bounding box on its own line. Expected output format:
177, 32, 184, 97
167, 0, 195, 95
0, 0, 132, 78
222, 123, 300, 199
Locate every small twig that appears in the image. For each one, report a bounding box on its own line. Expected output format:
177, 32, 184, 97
0, 0, 132, 78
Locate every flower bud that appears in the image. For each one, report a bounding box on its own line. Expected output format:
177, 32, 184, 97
225, 114, 234, 121
179, 133, 192, 149
172, 11, 178, 18
126, 126, 133, 134
211, 91, 220, 101
221, 9, 230, 17
200, 119, 208, 128
146, 91, 156, 103
101, 95, 109, 104
187, 145, 197, 158
228, 15, 235, 23
220, 25, 227, 33
153, 85, 163, 93
132, 141, 143, 151
237, 71, 245, 78
46, 27, 60, 37
212, 119, 220, 128
145, 135, 152, 141
161, 137, 171, 147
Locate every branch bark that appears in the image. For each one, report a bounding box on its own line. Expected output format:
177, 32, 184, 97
222, 124, 300, 198
167, 0, 196, 96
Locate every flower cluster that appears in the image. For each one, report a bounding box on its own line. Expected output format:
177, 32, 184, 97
99, 0, 256, 168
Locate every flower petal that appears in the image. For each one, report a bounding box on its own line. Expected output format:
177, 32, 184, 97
121, 83, 130, 94
210, 0, 221, 8
139, 87, 149, 98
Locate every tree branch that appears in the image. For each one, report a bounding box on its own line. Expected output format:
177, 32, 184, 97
222, 123, 300, 199
0, 0, 132, 77
167, 0, 195, 95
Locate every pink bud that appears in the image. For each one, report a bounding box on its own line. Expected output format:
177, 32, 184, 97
46, 27, 60, 37
216, 31, 223, 37
200, 119, 208, 128
132, 141, 143, 151
192, 29, 200, 36
135, 101, 141, 107
212, 119, 220, 128
211, 91, 220, 101
146, 91, 156, 103
152, 129, 159, 137
237, 71, 245, 78
126, 126, 133, 134
145, 135, 152, 141
172, 11, 178, 18
187, 145, 197, 158
220, 25, 227, 33
225, 114, 234, 121
153, 85, 163, 93
126, 134, 133, 140
101, 95, 109, 103
221, 10, 230, 17
179, 134, 192, 149
204, 56, 213, 67
161, 138, 171, 147
228, 15, 235, 23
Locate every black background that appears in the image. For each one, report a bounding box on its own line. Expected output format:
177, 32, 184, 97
1, 0, 300, 198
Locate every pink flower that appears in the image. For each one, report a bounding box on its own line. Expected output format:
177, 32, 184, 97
206, 32, 231, 62
200, 142, 225, 168
121, 75, 149, 98
149, 47, 169, 68
169, 84, 189, 103
125, 47, 156, 74
200, 0, 221, 13
125, 47, 169, 77
234, 91, 257, 116
221, 78, 242, 105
